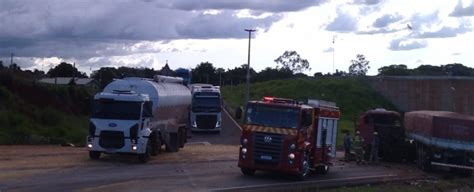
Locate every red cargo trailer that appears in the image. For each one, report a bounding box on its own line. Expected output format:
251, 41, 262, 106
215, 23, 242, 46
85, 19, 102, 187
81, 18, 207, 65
405, 111, 474, 176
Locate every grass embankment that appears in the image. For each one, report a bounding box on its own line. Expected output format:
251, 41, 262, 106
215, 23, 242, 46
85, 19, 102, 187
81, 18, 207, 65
0, 71, 93, 145
221, 77, 397, 147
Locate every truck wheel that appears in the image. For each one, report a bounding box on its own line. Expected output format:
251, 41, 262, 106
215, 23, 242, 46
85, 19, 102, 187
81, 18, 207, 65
296, 152, 310, 180
89, 151, 101, 160
241, 168, 256, 176
316, 165, 330, 174
151, 136, 161, 156
138, 142, 152, 163
178, 128, 185, 148
417, 144, 431, 171
166, 133, 179, 152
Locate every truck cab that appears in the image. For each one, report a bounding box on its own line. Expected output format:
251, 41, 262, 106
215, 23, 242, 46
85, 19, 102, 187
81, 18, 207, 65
238, 97, 340, 180
356, 109, 409, 161
88, 91, 154, 161
190, 84, 222, 132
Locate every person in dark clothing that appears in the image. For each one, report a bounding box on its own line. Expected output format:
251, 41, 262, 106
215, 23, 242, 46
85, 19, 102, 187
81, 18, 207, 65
343, 132, 352, 162
370, 131, 380, 164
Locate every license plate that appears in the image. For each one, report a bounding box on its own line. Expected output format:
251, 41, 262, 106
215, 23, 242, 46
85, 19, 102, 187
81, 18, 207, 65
260, 155, 272, 160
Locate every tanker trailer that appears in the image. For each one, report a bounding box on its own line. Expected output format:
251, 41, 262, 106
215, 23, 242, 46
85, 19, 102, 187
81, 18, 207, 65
87, 76, 191, 163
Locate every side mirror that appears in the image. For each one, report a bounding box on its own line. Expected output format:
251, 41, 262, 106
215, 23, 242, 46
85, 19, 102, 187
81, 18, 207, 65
143, 101, 153, 117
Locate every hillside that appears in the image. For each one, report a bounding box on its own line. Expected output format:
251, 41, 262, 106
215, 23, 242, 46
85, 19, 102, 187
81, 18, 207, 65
221, 77, 397, 146
0, 70, 93, 145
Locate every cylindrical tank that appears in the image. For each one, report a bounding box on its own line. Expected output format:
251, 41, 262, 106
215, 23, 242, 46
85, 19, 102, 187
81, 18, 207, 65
103, 77, 191, 109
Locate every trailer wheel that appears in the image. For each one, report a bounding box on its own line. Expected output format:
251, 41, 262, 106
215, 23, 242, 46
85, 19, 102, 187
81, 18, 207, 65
89, 151, 101, 160
241, 168, 256, 176
166, 133, 179, 152
138, 142, 152, 163
296, 152, 310, 180
417, 144, 431, 171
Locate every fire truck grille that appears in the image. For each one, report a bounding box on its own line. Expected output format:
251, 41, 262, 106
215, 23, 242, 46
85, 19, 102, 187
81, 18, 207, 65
99, 131, 124, 149
196, 115, 217, 129
253, 132, 283, 165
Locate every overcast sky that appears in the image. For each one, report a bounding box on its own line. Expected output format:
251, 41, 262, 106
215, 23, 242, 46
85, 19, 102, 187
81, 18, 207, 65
0, 0, 473, 75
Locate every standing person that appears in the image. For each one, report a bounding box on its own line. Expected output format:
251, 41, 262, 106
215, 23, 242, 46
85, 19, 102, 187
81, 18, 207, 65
352, 131, 365, 164
370, 131, 380, 164
343, 131, 352, 162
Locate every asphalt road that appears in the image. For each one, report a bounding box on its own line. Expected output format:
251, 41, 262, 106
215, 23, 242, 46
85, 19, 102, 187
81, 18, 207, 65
187, 109, 241, 145
0, 109, 429, 192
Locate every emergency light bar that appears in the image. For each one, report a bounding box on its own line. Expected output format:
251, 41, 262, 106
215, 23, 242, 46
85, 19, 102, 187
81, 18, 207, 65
262, 96, 298, 104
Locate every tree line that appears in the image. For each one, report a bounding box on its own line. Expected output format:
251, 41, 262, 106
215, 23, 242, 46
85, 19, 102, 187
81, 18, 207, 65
1, 51, 473, 88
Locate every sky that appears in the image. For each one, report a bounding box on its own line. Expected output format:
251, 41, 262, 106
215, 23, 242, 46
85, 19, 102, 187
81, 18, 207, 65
0, 0, 473, 75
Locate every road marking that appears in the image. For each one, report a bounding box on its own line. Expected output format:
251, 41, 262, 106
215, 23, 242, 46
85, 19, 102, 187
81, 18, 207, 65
222, 107, 242, 131
211, 174, 398, 191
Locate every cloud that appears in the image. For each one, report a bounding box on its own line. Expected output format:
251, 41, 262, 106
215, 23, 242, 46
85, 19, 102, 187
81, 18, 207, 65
414, 23, 471, 38
356, 28, 401, 35
389, 38, 428, 51
325, 9, 358, 32
352, 0, 380, 5
156, 0, 326, 12
409, 10, 440, 31
452, 52, 461, 56
323, 47, 334, 52
450, 0, 474, 17
0, 0, 287, 59
373, 14, 403, 28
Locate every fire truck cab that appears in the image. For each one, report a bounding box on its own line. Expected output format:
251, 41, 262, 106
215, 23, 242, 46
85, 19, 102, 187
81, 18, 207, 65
237, 97, 340, 180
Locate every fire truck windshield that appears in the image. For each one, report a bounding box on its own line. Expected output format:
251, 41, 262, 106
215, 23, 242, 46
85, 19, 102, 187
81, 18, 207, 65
245, 104, 299, 129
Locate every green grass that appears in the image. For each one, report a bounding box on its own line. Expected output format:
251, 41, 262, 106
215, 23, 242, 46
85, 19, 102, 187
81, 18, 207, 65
222, 77, 397, 148
0, 77, 91, 146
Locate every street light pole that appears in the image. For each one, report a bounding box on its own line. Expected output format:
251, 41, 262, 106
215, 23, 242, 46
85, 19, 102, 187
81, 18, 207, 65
244, 29, 256, 106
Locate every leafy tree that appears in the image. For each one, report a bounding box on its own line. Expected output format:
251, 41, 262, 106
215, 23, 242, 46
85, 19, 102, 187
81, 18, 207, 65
192, 62, 216, 84
91, 67, 119, 88
378, 64, 411, 76
412, 65, 444, 76
333, 69, 347, 76
274, 50, 311, 74
348, 54, 370, 76
254, 67, 293, 82
443, 63, 472, 76
0, 60, 3, 69
47, 62, 87, 78
224, 64, 256, 85
313, 72, 323, 77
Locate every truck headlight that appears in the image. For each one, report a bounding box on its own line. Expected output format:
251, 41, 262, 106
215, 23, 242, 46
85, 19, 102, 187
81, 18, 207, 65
87, 144, 93, 148
243, 138, 248, 145
192, 121, 197, 127
241, 148, 247, 154
288, 153, 295, 159
132, 145, 137, 151
289, 144, 296, 150
216, 121, 221, 127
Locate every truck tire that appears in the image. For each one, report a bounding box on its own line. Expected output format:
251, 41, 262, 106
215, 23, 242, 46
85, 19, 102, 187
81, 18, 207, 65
89, 151, 101, 160
241, 168, 256, 176
296, 152, 310, 180
138, 142, 152, 163
417, 144, 431, 171
178, 127, 185, 148
166, 133, 179, 152
315, 165, 330, 175
150, 135, 161, 156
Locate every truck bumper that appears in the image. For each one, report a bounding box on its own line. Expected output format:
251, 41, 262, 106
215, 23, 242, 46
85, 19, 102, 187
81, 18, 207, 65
87, 136, 148, 154
237, 147, 302, 175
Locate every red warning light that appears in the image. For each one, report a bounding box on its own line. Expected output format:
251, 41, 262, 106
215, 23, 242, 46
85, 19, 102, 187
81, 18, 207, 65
263, 96, 274, 102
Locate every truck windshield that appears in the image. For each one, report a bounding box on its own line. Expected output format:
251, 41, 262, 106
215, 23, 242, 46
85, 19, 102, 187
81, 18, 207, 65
372, 114, 401, 126
192, 92, 221, 112
245, 104, 299, 129
92, 100, 141, 120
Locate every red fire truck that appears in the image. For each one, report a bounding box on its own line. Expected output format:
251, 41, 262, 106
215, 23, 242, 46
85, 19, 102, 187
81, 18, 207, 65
237, 97, 340, 180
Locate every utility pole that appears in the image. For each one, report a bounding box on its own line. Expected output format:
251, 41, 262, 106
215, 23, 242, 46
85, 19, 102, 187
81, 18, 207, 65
332, 36, 335, 74
244, 29, 256, 105
10, 53, 14, 66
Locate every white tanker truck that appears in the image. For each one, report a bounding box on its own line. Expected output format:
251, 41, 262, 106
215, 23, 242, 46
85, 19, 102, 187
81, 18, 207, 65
87, 76, 191, 162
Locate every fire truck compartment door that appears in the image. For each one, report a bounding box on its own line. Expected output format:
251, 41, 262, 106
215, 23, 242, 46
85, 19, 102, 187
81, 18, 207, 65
315, 118, 338, 157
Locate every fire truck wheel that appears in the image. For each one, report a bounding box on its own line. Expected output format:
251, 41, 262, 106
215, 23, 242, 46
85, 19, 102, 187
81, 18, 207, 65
316, 165, 329, 174
166, 133, 179, 152
296, 153, 310, 180
89, 151, 101, 160
241, 168, 256, 176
